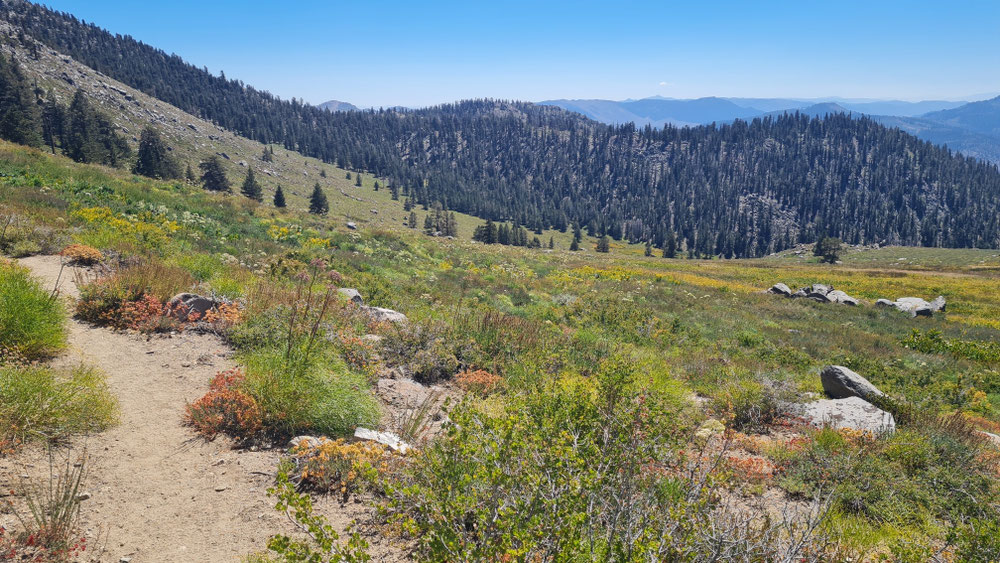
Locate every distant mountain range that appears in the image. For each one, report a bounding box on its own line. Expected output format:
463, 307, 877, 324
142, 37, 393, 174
539, 95, 1000, 163
317, 99, 359, 112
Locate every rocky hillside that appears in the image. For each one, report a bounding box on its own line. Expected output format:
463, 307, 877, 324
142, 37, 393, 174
0, 21, 345, 208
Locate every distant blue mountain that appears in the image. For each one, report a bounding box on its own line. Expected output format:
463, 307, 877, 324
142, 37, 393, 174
540, 95, 1000, 163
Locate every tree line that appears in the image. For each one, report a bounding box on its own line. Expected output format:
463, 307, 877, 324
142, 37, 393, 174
7, 2, 1000, 256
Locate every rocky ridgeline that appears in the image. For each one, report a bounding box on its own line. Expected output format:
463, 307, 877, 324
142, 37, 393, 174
768, 283, 946, 316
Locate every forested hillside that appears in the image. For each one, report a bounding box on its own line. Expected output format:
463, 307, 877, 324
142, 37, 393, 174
5, 0, 1000, 256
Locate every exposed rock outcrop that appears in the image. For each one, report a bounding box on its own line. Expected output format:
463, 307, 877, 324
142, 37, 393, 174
875, 296, 946, 317
800, 396, 895, 433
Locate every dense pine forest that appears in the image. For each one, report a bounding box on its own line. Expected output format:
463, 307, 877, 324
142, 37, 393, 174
4, 0, 1000, 256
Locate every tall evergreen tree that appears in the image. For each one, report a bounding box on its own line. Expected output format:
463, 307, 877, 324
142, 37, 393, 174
199, 156, 231, 192
273, 184, 286, 208
240, 167, 263, 201
408, 211, 417, 228
596, 235, 610, 253
308, 183, 329, 214
0, 53, 42, 147
133, 126, 179, 179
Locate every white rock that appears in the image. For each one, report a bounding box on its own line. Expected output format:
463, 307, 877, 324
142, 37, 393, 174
354, 427, 410, 453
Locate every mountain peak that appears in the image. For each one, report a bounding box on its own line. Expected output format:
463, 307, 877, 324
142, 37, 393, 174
317, 100, 359, 112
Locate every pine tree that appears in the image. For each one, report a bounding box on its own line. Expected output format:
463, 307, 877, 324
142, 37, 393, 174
423, 214, 434, 234
0, 53, 43, 147
448, 212, 458, 236
261, 146, 273, 162
241, 167, 263, 201
185, 163, 197, 183
548, 236, 554, 249
345, 171, 351, 180
199, 156, 231, 192
273, 184, 286, 208
569, 238, 580, 251
373, 180, 380, 191
355, 174, 362, 187
572, 222, 583, 243
133, 126, 179, 179
644, 241, 653, 256
319, 168, 326, 178
309, 183, 329, 214
663, 232, 677, 258
41, 91, 64, 154
596, 235, 610, 253
408, 211, 417, 228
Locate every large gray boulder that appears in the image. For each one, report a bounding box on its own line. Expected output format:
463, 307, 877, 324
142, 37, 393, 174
768, 283, 792, 297
820, 365, 884, 401
338, 288, 364, 305
361, 305, 407, 324
877, 296, 947, 317
166, 293, 220, 321
801, 396, 895, 433
827, 290, 859, 306
810, 284, 832, 296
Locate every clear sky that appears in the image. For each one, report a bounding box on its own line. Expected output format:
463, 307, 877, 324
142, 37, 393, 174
37, 0, 1000, 108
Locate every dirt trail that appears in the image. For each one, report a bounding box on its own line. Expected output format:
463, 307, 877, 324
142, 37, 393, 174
1, 256, 292, 561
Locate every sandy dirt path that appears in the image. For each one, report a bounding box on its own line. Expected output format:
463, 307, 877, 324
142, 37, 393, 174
1, 256, 292, 562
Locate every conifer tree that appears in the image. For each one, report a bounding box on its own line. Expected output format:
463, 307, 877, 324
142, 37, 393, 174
319, 168, 326, 178
345, 171, 351, 180
569, 238, 580, 251
133, 126, 179, 179
261, 146, 273, 162
373, 180, 380, 191
241, 167, 263, 201
662, 232, 676, 258
185, 163, 197, 183
355, 174, 362, 187
0, 53, 43, 147
548, 236, 554, 249
596, 235, 610, 253
644, 241, 653, 256
308, 183, 328, 214
199, 156, 231, 192
408, 211, 417, 228
273, 184, 286, 208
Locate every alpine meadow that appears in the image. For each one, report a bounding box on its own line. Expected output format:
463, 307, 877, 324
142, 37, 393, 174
0, 1, 999, 562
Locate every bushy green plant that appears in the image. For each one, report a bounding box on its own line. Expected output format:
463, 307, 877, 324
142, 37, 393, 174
0, 364, 118, 448
0, 260, 67, 360
241, 348, 379, 438
387, 355, 831, 561
711, 378, 787, 433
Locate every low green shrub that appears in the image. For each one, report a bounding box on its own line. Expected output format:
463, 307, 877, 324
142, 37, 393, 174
241, 347, 380, 438
0, 364, 118, 449
0, 260, 67, 360
712, 378, 788, 433
75, 260, 194, 327
387, 356, 832, 561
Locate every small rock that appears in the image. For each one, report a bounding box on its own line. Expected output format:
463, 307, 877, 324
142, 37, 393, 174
346, 222, 358, 230
354, 427, 410, 453
76, 492, 91, 501
166, 293, 220, 321
288, 436, 325, 451
820, 365, 884, 401
214, 486, 227, 492
361, 306, 407, 324
337, 288, 364, 305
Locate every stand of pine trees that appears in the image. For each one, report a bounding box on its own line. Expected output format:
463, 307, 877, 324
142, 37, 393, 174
7, 4, 1000, 256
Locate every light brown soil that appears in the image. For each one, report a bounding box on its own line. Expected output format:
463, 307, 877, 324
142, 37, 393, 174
0, 256, 405, 562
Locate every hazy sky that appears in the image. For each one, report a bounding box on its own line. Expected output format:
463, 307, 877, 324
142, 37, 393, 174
38, 0, 1000, 108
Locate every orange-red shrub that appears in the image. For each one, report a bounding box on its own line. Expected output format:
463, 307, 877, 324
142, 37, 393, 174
59, 244, 103, 266
454, 369, 503, 396
185, 368, 262, 439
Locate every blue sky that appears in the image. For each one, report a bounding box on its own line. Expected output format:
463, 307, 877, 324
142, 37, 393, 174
39, 0, 1000, 108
